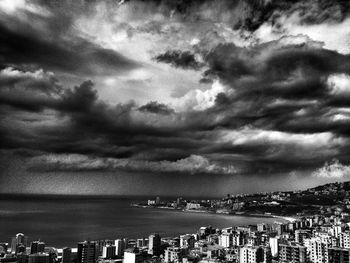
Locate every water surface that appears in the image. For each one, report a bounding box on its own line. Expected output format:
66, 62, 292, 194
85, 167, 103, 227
0, 198, 284, 248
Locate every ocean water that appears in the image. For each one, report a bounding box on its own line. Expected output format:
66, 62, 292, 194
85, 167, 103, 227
0, 198, 284, 248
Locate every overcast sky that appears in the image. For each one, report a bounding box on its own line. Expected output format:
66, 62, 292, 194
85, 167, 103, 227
1, 0, 350, 197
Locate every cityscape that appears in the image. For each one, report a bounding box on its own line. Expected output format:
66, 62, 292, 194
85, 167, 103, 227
2, 181, 350, 263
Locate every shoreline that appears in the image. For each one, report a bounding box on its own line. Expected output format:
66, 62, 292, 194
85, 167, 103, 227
131, 203, 296, 222
272, 215, 298, 222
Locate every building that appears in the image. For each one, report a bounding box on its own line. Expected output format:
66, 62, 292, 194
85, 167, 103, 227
257, 224, 266, 232
278, 243, 306, 263
114, 239, 124, 257
123, 248, 143, 263
31, 241, 45, 254
16, 246, 26, 254
28, 253, 49, 263
262, 247, 272, 263
0, 243, 8, 254
307, 237, 331, 263
164, 247, 183, 263
295, 230, 312, 245
180, 235, 195, 249
102, 245, 116, 259
62, 247, 71, 263
271, 223, 288, 236
147, 200, 156, 206
328, 248, 350, 263
148, 234, 161, 256
239, 246, 265, 263
186, 203, 201, 210
16, 253, 27, 263
339, 232, 350, 249
269, 238, 278, 258
11, 234, 27, 254
77, 241, 96, 263
219, 233, 233, 248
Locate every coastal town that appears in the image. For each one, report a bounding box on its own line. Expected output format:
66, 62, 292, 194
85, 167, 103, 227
1, 182, 350, 263
133, 181, 350, 218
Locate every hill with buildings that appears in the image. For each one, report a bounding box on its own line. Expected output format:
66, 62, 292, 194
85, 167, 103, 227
135, 181, 350, 217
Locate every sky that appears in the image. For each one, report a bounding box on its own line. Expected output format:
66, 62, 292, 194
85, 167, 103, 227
1, 0, 350, 197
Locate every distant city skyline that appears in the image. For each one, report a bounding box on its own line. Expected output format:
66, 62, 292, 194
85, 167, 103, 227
2, 0, 350, 196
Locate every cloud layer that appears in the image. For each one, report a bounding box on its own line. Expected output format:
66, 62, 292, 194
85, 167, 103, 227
2, 0, 350, 195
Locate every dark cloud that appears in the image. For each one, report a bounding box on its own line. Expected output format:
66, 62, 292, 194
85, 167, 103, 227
154, 50, 203, 70
0, 24, 139, 76
138, 101, 175, 115
231, 0, 350, 32
128, 0, 350, 32
4, 35, 349, 176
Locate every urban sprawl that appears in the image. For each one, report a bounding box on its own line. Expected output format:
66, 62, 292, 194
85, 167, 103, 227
2, 181, 350, 263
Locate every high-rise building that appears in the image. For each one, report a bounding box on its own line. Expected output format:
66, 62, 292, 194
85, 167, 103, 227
233, 232, 246, 247
269, 237, 279, 258
148, 234, 161, 256
339, 232, 350, 249
123, 238, 129, 249
263, 246, 272, 263
136, 238, 147, 248
278, 243, 306, 263
77, 241, 96, 263
239, 246, 264, 263
307, 237, 331, 263
102, 245, 116, 259
11, 234, 27, 254
114, 239, 124, 257
62, 247, 71, 263
30, 241, 45, 254
219, 233, 233, 248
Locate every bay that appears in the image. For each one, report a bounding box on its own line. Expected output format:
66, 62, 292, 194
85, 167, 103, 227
0, 198, 285, 248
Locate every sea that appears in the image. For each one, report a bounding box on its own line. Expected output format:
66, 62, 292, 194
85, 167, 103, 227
0, 197, 285, 248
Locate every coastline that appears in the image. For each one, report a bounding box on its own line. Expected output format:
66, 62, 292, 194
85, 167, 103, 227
131, 203, 296, 222
272, 215, 298, 222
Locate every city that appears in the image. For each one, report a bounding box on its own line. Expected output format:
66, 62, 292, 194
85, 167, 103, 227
2, 180, 350, 263
2, 214, 350, 263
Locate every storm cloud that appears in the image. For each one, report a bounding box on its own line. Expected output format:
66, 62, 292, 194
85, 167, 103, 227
154, 50, 203, 70
2, 0, 350, 196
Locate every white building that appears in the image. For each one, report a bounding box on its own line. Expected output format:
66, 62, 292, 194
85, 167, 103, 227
102, 245, 116, 259
186, 203, 201, 210
239, 246, 264, 263
339, 231, 350, 249
164, 247, 183, 263
114, 239, 124, 257
123, 249, 143, 263
219, 233, 233, 248
269, 237, 278, 258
